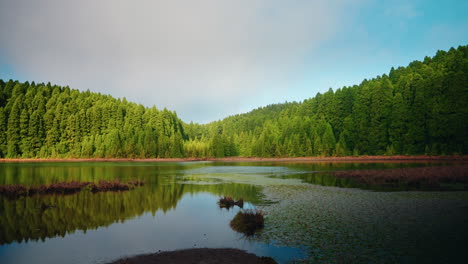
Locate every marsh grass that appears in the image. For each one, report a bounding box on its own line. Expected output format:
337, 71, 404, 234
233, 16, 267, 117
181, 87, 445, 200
218, 196, 244, 209
0, 180, 145, 199
218, 196, 235, 208
230, 209, 264, 236
333, 165, 468, 191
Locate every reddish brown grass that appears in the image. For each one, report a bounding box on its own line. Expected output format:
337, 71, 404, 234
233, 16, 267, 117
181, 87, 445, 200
0, 155, 466, 163
230, 209, 264, 236
218, 196, 235, 208
333, 165, 468, 190
218, 196, 244, 209
0, 180, 145, 199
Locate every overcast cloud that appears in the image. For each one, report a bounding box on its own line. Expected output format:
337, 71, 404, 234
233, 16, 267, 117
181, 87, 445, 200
0, 0, 360, 122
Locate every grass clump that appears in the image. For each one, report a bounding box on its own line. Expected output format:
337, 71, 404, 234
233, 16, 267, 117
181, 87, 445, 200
332, 165, 468, 191
218, 196, 244, 209
0, 180, 145, 199
230, 209, 264, 236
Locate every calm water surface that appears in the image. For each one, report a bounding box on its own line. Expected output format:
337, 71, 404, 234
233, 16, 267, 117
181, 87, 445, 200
0, 161, 464, 263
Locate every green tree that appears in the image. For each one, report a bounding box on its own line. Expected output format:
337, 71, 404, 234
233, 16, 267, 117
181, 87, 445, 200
321, 122, 336, 156
0, 108, 7, 157
6, 97, 22, 158
19, 109, 31, 157
369, 77, 393, 154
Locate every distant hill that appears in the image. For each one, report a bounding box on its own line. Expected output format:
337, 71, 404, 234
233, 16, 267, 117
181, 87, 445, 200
1, 45, 467, 158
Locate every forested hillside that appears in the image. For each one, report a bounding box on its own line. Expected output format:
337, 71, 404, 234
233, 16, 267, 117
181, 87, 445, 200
184, 45, 468, 157
0, 45, 467, 158
0, 83, 185, 158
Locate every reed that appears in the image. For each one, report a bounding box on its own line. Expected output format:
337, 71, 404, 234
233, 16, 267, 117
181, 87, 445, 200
218, 196, 244, 209
0, 180, 145, 199
333, 165, 467, 190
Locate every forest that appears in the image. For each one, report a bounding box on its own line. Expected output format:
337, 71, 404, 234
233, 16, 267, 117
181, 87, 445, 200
0, 45, 467, 158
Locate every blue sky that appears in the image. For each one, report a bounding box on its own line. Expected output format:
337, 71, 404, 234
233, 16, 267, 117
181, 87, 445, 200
0, 0, 467, 123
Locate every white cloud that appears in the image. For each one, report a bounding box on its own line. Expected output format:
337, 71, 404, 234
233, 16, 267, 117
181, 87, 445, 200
0, 0, 356, 123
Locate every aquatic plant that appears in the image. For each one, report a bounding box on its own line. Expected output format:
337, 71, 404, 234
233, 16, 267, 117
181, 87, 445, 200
332, 165, 468, 191
218, 196, 235, 208
230, 209, 264, 236
0, 180, 145, 199
218, 196, 244, 209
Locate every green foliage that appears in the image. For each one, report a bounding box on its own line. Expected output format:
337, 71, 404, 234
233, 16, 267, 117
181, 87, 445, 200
0, 45, 467, 158
0, 83, 186, 158
191, 45, 467, 157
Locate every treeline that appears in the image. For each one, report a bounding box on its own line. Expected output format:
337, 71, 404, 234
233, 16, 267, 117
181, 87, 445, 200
0, 82, 185, 158
184, 45, 468, 157
0, 45, 467, 158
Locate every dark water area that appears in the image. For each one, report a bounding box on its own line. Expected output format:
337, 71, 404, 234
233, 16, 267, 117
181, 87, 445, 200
0, 161, 466, 263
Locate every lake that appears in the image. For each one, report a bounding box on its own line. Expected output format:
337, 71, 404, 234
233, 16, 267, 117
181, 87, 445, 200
0, 161, 467, 263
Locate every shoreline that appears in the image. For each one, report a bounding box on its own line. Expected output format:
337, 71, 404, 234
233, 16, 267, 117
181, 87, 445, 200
0, 155, 466, 163
106, 248, 278, 264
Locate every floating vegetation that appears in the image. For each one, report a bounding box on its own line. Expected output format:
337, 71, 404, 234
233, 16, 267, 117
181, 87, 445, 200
256, 184, 468, 263
230, 209, 264, 236
332, 165, 468, 191
0, 180, 145, 199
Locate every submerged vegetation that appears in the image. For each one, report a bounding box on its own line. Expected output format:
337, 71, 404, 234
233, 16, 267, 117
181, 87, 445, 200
257, 184, 468, 263
230, 209, 265, 236
0, 180, 144, 199
0, 46, 467, 159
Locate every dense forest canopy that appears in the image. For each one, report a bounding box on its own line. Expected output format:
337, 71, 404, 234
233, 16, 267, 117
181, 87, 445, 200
0, 45, 467, 158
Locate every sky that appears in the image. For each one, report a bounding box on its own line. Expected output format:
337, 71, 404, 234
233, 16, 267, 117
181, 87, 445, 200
0, 0, 467, 123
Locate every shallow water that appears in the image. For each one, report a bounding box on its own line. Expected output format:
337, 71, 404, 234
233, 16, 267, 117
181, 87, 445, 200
0, 161, 466, 263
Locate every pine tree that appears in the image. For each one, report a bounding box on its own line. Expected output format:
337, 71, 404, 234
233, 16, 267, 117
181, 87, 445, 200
369, 77, 393, 154
0, 107, 7, 157
335, 131, 349, 156
6, 97, 22, 158
389, 93, 406, 154
321, 122, 336, 156
19, 109, 31, 157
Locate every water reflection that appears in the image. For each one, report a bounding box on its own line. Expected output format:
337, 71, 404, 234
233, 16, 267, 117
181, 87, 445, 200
0, 161, 460, 264
0, 162, 306, 264
0, 194, 303, 264
0, 182, 261, 245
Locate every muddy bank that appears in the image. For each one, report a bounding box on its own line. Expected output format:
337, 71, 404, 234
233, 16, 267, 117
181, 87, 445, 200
0, 155, 466, 163
107, 248, 277, 264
